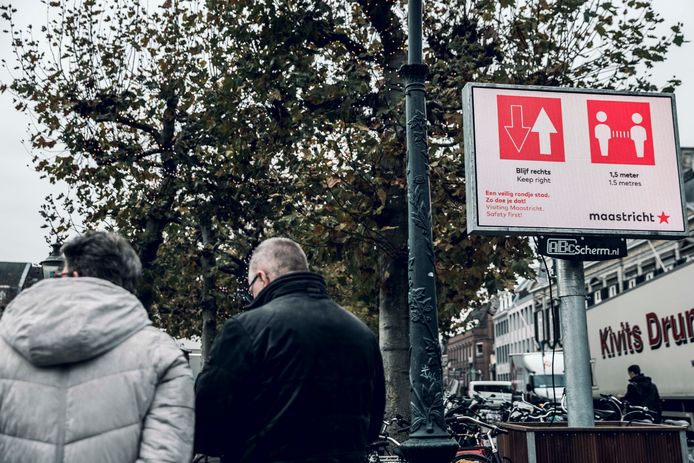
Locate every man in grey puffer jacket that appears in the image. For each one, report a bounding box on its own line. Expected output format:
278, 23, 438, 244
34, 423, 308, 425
0, 231, 194, 462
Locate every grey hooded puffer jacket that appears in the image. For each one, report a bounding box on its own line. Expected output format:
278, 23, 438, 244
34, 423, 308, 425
0, 277, 194, 463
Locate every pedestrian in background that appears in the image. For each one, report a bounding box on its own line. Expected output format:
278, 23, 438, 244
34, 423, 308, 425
0, 231, 195, 462
623, 364, 662, 423
195, 237, 385, 462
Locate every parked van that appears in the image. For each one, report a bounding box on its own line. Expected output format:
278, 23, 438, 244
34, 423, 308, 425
467, 380, 513, 408
510, 352, 565, 405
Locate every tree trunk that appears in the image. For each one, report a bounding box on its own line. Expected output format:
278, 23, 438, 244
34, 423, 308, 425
377, 39, 409, 421
199, 215, 218, 365
137, 88, 179, 312
377, 165, 410, 422
375, 43, 409, 422
379, 245, 411, 422
138, 205, 171, 312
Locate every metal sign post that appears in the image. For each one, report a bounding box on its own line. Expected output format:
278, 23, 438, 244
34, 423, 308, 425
556, 259, 595, 427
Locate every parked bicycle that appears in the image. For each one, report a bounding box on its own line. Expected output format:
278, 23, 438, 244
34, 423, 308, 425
445, 394, 485, 418
449, 415, 510, 463
367, 415, 409, 463
503, 396, 566, 423
595, 394, 658, 423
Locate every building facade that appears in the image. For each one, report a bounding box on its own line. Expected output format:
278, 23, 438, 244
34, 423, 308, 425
446, 306, 495, 385
493, 280, 541, 381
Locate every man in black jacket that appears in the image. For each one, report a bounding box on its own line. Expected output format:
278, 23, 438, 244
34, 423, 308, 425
195, 237, 386, 462
623, 364, 662, 423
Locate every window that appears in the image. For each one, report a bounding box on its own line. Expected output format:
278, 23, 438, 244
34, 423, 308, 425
532, 374, 566, 388
608, 285, 618, 297
641, 260, 656, 275
624, 266, 638, 280
476, 343, 484, 356
594, 290, 602, 303
471, 384, 513, 394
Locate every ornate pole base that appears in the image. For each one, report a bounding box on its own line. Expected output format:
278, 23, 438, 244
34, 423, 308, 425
400, 436, 459, 463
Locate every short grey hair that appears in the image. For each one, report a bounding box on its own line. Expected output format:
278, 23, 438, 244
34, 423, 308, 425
248, 237, 309, 280
61, 231, 142, 293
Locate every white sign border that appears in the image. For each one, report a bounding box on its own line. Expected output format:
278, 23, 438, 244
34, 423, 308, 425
463, 83, 689, 239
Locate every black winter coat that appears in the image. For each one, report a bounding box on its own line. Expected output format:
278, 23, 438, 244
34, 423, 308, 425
624, 373, 662, 419
195, 272, 386, 463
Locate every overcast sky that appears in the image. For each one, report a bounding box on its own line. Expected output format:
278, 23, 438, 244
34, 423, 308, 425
1, 1, 693, 264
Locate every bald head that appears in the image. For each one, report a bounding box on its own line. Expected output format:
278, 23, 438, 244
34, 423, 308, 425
248, 237, 309, 283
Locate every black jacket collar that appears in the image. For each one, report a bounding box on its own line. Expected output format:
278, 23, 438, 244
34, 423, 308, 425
244, 272, 327, 310
630, 374, 652, 384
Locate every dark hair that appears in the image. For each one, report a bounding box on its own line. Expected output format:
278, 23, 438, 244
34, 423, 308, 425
628, 364, 641, 375
61, 231, 142, 293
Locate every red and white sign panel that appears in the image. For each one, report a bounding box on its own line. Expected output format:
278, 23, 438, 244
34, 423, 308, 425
586, 100, 655, 165
497, 95, 565, 162
463, 84, 687, 238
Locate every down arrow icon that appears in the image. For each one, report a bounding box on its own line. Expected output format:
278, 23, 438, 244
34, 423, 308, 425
504, 105, 531, 152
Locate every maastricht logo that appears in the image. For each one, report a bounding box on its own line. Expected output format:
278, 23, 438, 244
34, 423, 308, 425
588, 211, 655, 223
546, 239, 620, 257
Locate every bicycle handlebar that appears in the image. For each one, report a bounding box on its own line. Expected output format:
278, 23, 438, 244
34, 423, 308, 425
598, 394, 654, 413
381, 416, 410, 435
626, 404, 653, 413
452, 415, 508, 433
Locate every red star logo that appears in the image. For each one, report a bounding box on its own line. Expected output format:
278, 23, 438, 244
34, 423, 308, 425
658, 212, 670, 224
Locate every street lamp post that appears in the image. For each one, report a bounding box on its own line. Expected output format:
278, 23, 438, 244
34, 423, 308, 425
398, 1, 458, 462
40, 243, 65, 279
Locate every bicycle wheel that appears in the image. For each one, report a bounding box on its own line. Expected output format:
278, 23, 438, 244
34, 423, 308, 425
453, 453, 491, 463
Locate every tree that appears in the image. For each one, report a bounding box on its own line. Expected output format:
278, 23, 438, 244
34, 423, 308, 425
3, 0, 683, 421
0, 0, 296, 358
199, 0, 682, 418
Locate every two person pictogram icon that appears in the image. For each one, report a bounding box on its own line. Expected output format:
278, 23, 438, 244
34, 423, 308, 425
594, 111, 647, 158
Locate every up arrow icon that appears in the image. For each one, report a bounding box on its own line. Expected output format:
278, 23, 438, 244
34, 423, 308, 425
531, 108, 557, 155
